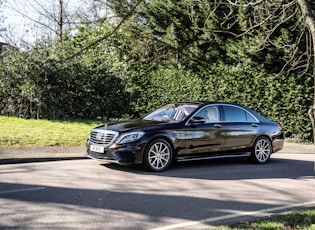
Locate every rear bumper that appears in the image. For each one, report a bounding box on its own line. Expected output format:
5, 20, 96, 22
272, 138, 284, 153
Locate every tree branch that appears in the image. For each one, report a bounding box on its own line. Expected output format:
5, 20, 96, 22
60, 0, 142, 62
227, 0, 265, 7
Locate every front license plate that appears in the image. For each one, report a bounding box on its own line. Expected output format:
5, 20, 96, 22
90, 145, 105, 153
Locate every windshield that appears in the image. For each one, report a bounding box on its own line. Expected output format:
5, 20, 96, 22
143, 103, 199, 122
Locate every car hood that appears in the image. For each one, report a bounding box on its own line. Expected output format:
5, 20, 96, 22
93, 119, 176, 133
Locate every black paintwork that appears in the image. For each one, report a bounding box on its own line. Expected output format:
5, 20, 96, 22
87, 102, 284, 167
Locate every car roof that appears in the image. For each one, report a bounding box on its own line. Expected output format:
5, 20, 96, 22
172, 101, 270, 122
173, 101, 244, 106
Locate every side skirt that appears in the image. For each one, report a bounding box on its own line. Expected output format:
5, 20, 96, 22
176, 152, 251, 162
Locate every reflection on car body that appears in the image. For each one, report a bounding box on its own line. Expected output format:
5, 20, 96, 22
87, 102, 284, 171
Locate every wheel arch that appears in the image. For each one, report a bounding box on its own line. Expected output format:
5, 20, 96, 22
139, 133, 176, 162
142, 136, 175, 171
144, 134, 175, 154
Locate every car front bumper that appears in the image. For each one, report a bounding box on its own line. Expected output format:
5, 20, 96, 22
86, 142, 144, 165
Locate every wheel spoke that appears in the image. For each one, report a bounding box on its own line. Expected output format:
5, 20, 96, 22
149, 152, 155, 160
158, 143, 163, 153
160, 155, 168, 162
152, 158, 157, 166
154, 144, 159, 153
158, 159, 163, 167
160, 146, 167, 154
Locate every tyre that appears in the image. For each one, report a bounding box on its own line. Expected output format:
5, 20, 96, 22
143, 139, 173, 172
250, 136, 272, 164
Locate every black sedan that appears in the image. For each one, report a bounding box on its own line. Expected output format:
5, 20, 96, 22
86, 102, 284, 171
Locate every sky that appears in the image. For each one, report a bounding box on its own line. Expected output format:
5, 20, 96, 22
0, 0, 44, 43
0, 0, 88, 45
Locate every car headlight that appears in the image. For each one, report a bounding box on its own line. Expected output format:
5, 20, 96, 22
115, 131, 145, 144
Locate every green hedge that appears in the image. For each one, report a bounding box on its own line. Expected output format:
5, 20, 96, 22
0, 55, 313, 141
129, 63, 313, 141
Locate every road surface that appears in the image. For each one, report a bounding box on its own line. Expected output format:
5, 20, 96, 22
0, 144, 314, 229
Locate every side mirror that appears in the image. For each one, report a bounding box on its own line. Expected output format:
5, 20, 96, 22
189, 116, 206, 125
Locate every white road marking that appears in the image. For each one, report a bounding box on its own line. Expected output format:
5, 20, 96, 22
0, 187, 46, 195
151, 200, 315, 230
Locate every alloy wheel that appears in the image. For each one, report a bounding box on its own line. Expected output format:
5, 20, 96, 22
253, 137, 271, 163
145, 140, 172, 171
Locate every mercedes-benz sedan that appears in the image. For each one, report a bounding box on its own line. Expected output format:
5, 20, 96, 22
86, 102, 284, 171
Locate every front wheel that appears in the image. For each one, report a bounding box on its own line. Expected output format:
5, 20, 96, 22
250, 137, 272, 164
143, 139, 173, 172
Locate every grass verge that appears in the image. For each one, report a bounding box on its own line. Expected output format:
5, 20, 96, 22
0, 116, 102, 147
213, 209, 315, 230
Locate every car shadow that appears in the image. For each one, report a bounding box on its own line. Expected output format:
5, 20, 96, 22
101, 155, 315, 180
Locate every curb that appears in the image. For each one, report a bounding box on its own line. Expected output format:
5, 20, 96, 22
0, 146, 87, 165
0, 156, 87, 165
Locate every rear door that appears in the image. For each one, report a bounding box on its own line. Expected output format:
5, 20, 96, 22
221, 105, 260, 151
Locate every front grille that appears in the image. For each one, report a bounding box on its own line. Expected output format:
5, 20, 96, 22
90, 129, 119, 147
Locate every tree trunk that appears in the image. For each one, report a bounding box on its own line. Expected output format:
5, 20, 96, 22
58, 0, 64, 43
297, 0, 315, 143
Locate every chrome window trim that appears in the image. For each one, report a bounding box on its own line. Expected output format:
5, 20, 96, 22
185, 103, 259, 126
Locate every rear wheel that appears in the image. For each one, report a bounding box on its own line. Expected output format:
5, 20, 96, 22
250, 137, 272, 164
143, 139, 173, 172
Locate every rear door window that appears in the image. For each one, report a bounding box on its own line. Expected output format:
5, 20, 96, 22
222, 105, 257, 122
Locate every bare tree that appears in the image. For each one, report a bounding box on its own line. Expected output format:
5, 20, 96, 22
3, 0, 108, 45
57, 0, 64, 42
79, 0, 108, 20
0, 0, 5, 34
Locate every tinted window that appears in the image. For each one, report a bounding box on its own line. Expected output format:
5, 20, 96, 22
194, 106, 220, 123
223, 106, 256, 122
245, 111, 257, 122
144, 103, 198, 122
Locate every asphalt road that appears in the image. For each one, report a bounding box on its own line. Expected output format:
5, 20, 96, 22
0, 144, 314, 229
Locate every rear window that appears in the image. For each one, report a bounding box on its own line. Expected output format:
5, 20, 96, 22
222, 106, 257, 122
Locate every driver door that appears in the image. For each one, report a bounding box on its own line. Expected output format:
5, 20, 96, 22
182, 105, 225, 155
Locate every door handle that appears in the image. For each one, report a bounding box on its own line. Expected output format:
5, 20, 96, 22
214, 124, 222, 128
251, 123, 259, 127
